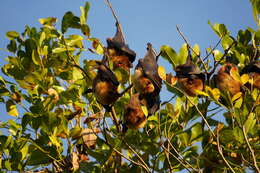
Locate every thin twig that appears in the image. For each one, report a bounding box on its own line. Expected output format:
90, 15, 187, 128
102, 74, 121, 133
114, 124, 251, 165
110, 107, 120, 132
216, 128, 236, 173
163, 144, 175, 173
119, 83, 133, 97
176, 25, 208, 73
104, 0, 126, 42
123, 139, 151, 173
102, 127, 147, 170
208, 41, 236, 76
161, 145, 193, 173
161, 95, 176, 106
167, 139, 198, 172
173, 86, 216, 138
242, 126, 260, 172
61, 36, 91, 80
203, 38, 222, 62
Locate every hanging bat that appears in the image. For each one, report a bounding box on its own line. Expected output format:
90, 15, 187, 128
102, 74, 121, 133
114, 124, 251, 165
122, 93, 147, 132
92, 61, 132, 111
133, 43, 162, 115
214, 63, 242, 97
105, 0, 136, 71
175, 46, 205, 97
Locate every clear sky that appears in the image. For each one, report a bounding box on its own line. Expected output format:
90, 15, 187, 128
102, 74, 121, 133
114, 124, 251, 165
0, 1, 257, 124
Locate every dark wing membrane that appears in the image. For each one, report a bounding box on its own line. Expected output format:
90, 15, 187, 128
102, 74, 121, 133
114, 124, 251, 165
241, 60, 260, 74
100, 65, 119, 86
139, 60, 162, 90
106, 22, 136, 62
175, 63, 202, 76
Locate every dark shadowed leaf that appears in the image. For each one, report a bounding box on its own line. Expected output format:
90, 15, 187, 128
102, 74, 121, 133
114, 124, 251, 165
61, 12, 81, 33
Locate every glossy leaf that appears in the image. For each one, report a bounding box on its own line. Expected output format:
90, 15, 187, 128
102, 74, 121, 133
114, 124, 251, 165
160, 45, 178, 67
6, 31, 19, 40
39, 17, 57, 26
61, 11, 81, 33
6, 100, 18, 117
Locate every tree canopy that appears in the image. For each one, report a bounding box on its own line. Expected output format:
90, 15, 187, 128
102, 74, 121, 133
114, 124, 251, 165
0, 1, 259, 172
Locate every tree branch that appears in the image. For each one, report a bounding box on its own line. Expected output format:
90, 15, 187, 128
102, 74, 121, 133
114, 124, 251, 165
216, 128, 236, 173
242, 126, 260, 172
176, 25, 208, 73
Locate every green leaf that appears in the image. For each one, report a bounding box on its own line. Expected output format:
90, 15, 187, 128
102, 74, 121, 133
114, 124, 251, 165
252, 29, 260, 48
7, 40, 17, 53
38, 17, 57, 26
80, 2, 90, 25
190, 123, 202, 143
219, 24, 229, 37
61, 11, 81, 33
20, 143, 29, 160
52, 47, 74, 53
160, 45, 178, 67
114, 68, 129, 84
27, 149, 52, 165
0, 88, 10, 97
70, 127, 82, 139
221, 35, 234, 50
67, 34, 84, 48
141, 105, 148, 117
212, 49, 223, 61
192, 44, 200, 57
0, 76, 6, 86
178, 43, 188, 65
4, 160, 12, 170
208, 21, 229, 37
237, 29, 252, 45
81, 24, 90, 37
244, 113, 256, 134
32, 50, 41, 66
39, 31, 46, 46
233, 127, 244, 143
6, 31, 19, 40
178, 132, 190, 147
6, 100, 18, 117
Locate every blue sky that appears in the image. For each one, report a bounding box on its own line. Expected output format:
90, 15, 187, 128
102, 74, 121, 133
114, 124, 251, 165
0, 1, 257, 124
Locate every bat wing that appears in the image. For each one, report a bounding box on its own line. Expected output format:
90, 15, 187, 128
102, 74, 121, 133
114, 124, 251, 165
106, 22, 136, 63
99, 64, 119, 86
140, 43, 162, 90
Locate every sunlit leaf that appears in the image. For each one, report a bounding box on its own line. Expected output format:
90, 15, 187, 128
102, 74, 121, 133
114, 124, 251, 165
38, 17, 57, 26
178, 132, 190, 147
158, 66, 166, 80
6, 100, 18, 117
232, 92, 242, 102
241, 74, 250, 85
212, 49, 223, 61
52, 47, 74, 53
190, 123, 202, 143
192, 44, 200, 57
141, 106, 148, 117
230, 66, 241, 82
6, 31, 19, 40
221, 35, 234, 50
160, 45, 178, 67
244, 113, 256, 134
178, 43, 188, 65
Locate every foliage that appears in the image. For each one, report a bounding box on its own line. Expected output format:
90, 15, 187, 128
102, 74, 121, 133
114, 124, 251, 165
0, 1, 259, 173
